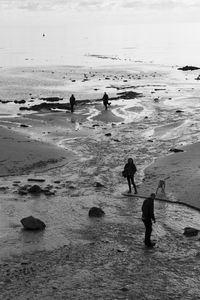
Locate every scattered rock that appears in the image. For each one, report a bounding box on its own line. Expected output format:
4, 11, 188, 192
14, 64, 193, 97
113, 139, 120, 142
121, 287, 129, 292
39, 97, 63, 102
94, 182, 105, 188
14, 99, 26, 104
18, 187, 28, 195
54, 180, 61, 184
88, 207, 105, 218
169, 148, 184, 153
184, 227, 199, 237
28, 185, 42, 194
105, 133, 111, 136
195, 75, 200, 80
20, 124, 29, 128
21, 216, 46, 230
178, 66, 200, 71
28, 178, 45, 183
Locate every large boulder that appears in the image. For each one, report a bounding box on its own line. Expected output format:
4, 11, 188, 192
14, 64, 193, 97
178, 66, 200, 71
183, 227, 199, 237
28, 185, 42, 194
88, 207, 105, 218
21, 216, 46, 230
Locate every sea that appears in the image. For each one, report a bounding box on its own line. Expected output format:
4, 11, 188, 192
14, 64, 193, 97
1, 22, 200, 67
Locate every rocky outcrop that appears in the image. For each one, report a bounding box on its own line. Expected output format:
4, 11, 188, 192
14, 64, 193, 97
183, 227, 199, 237
169, 148, 184, 153
39, 97, 63, 102
88, 207, 105, 217
178, 66, 200, 71
28, 185, 42, 194
21, 216, 46, 230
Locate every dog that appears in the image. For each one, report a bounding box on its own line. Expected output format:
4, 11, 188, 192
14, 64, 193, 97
155, 176, 170, 195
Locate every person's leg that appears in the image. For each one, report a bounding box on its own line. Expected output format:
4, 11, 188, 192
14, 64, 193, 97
131, 176, 137, 194
143, 220, 152, 246
127, 176, 131, 193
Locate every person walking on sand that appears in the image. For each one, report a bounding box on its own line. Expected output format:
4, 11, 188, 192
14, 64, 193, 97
123, 158, 138, 194
102, 92, 109, 110
142, 193, 156, 247
69, 94, 76, 113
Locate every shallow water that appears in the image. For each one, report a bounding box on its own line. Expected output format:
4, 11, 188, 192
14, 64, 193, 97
0, 63, 200, 261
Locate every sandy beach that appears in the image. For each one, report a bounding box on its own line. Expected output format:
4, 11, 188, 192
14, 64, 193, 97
1, 63, 200, 299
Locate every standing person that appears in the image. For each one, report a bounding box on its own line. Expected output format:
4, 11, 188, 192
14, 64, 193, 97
69, 94, 76, 113
123, 158, 138, 194
142, 193, 156, 247
102, 92, 109, 110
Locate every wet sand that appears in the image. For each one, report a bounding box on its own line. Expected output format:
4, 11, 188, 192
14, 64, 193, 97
0, 63, 200, 299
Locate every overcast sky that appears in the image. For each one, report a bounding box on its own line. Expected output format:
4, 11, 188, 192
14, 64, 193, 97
1, 0, 199, 26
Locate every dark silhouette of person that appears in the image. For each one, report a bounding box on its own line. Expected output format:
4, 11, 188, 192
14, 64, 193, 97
123, 158, 137, 194
102, 92, 109, 110
142, 193, 156, 247
69, 94, 76, 113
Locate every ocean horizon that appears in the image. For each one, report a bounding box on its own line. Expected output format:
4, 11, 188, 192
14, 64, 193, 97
1, 22, 200, 68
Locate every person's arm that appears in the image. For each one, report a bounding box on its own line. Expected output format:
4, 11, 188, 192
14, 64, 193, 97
150, 200, 156, 222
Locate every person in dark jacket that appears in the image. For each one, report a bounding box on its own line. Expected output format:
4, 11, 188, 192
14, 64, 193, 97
69, 94, 76, 113
123, 158, 137, 194
102, 92, 109, 110
142, 193, 156, 247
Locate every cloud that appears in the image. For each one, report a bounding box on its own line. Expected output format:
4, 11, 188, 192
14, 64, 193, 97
2, 0, 200, 11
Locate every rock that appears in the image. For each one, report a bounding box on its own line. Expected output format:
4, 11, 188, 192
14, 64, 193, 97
28, 178, 45, 182
21, 216, 46, 230
18, 188, 28, 195
94, 182, 105, 188
20, 124, 29, 128
28, 185, 42, 194
169, 148, 184, 153
88, 207, 105, 218
144, 116, 148, 119
195, 75, 200, 80
105, 133, 111, 136
39, 97, 63, 102
14, 99, 26, 104
178, 66, 200, 71
113, 139, 120, 142
184, 227, 199, 237
176, 110, 183, 113
54, 180, 61, 184
43, 190, 55, 196
121, 287, 129, 292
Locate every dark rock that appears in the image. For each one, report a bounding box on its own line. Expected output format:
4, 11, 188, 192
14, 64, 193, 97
43, 190, 55, 196
88, 207, 105, 217
28, 185, 42, 194
105, 133, 111, 136
19, 107, 29, 111
92, 124, 100, 127
176, 110, 183, 113
21, 216, 46, 230
94, 182, 105, 188
14, 99, 26, 104
113, 139, 120, 142
144, 116, 148, 119
195, 75, 200, 80
20, 124, 29, 128
54, 180, 60, 184
169, 148, 184, 153
121, 287, 129, 292
39, 97, 63, 102
148, 139, 153, 142
184, 227, 199, 237
18, 188, 28, 195
178, 66, 200, 71
115, 91, 142, 100
28, 178, 45, 182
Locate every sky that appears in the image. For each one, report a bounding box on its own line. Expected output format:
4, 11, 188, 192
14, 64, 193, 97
0, 0, 200, 26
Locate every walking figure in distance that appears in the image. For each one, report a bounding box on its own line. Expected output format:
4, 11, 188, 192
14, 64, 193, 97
142, 193, 156, 247
69, 94, 76, 113
102, 92, 109, 110
123, 158, 138, 194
